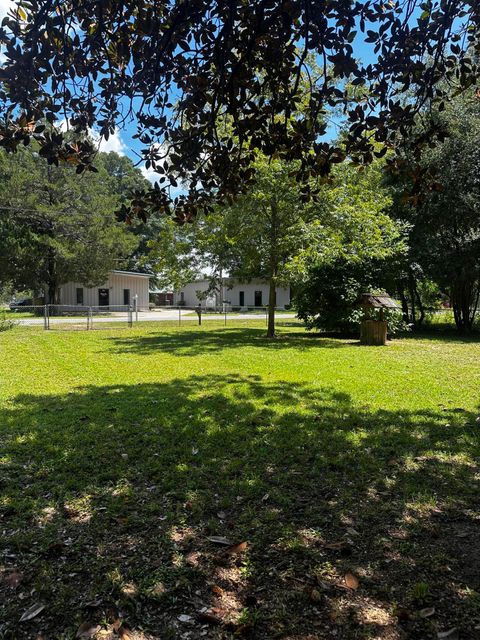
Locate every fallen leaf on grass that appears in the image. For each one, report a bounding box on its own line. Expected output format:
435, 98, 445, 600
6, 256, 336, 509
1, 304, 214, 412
19, 603, 45, 622
344, 572, 359, 590
437, 629, 458, 640
419, 607, 435, 618
197, 611, 223, 626
117, 624, 133, 639
226, 541, 248, 555
207, 536, 232, 546
212, 585, 224, 597
178, 614, 193, 623
76, 622, 101, 639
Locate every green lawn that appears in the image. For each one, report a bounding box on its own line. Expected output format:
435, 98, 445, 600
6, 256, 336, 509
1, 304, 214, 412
1, 321, 479, 639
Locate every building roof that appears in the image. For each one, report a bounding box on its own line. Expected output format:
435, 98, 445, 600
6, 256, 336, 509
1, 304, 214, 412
111, 270, 151, 278
178, 277, 280, 286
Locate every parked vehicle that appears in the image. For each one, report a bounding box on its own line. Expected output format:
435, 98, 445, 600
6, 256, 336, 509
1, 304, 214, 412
9, 298, 33, 310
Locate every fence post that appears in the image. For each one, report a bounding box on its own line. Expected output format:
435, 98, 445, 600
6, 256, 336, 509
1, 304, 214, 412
178, 306, 181, 326
88, 307, 92, 330
128, 305, 133, 328
134, 295, 138, 322
43, 304, 48, 330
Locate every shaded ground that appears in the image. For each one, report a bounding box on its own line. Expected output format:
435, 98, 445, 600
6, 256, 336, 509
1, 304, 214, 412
0, 323, 479, 639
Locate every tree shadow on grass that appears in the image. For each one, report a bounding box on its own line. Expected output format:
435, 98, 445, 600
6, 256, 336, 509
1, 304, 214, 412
1, 375, 479, 639
400, 332, 480, 345
107, 324, 480, 359
108, 326, 357, 356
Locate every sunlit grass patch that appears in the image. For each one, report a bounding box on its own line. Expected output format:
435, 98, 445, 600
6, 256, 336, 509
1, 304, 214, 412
0, 323, 479, 638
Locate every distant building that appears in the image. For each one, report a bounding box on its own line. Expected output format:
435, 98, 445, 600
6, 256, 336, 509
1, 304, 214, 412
57, 270, 150, 308
173, 278, 291, 309
150, 288, 174, 306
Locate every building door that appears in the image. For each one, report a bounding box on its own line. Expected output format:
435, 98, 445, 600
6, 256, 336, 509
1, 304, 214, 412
123, 289, 130, 305
98, 288, 109, 307
239, 291, 245, 307
254, 290, 262, 307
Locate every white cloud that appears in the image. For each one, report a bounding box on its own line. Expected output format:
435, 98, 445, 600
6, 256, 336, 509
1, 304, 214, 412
0, 0, 13, 20
90, 128, 128, 155
57, 118, 128, 156
0, 0, 13, 62
141, 163, 158, 184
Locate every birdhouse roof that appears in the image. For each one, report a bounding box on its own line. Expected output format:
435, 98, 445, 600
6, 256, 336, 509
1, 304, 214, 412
358, 293, 400, 309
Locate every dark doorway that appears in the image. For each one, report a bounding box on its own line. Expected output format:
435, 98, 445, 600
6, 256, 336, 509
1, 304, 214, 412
98, 288, 109, 307
123, 289, 130, 306
239, 291, 245, 307
254, 290, 262, 307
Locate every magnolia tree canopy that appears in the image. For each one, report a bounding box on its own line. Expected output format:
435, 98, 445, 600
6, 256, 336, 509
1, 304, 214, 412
0, 0, 478, 221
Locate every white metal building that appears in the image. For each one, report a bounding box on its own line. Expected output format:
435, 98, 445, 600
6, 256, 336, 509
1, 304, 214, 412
57, 270, 150, 308
174, 278, 291, 309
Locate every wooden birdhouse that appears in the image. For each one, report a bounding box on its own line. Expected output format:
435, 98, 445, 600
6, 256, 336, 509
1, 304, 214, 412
358, 293, 400, 346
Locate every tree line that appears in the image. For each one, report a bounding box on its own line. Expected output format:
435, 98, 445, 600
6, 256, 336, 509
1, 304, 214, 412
0, 88, 478, 336
148, 88, 480, 336
0, 147, 151, 304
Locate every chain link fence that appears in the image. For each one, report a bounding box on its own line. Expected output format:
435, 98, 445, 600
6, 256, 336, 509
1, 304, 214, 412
8, 304, 133, 330
7, 303, 297, 330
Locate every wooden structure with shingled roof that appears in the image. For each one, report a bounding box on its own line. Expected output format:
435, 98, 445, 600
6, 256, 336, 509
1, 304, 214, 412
358, 293, 400, 345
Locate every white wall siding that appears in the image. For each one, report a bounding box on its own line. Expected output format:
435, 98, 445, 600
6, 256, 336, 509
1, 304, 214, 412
173, 279, 291, 309
58, 272, 150, 308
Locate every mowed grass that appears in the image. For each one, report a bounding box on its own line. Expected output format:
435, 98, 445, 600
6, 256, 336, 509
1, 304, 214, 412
1, 321, 480, 639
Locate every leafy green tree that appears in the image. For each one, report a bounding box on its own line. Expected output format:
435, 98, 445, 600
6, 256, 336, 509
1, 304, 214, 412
146, 217, 200, 292
184, 157, 320, 337
292, 159, 407, 332
389, 90, 480, 332
0, 148, 138, 303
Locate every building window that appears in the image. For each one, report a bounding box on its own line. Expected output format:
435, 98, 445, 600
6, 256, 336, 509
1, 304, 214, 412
76, 288, 84, 305
254, 290, 262, 307
239, 291, 245, 306
180, 291, 185, 302
123, 289, 130, 305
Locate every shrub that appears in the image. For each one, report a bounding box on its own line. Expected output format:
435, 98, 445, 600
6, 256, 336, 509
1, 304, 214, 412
294, 257, 405, 335
0, 312, 17, 332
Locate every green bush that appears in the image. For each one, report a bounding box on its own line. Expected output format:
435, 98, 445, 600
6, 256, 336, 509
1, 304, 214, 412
294, 258, 407, 335
0, 312, 17, 332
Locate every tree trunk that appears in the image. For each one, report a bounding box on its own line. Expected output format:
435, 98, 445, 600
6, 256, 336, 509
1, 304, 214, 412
413, 281, 425, 326
397, 285, 410, 324
451, 277, 479, 333
408, 270, 417, 328
266, 197, 279, 338
266, 277, 276, 338
45, 244, 60, 305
